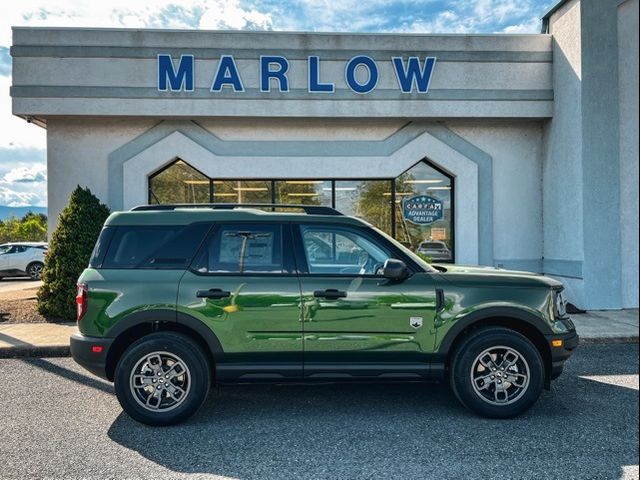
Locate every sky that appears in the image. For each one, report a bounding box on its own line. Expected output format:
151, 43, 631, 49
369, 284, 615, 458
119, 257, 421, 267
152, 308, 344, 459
0, 0, 554, 208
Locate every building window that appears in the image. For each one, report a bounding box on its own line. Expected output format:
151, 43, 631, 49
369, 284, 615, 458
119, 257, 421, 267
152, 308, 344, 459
148, 159, 209, 204
395, 161, 454, 260
334, 180, 393, 236
213, 180, 272, 204
275, 180, 332, 206
147, 158, 454, 261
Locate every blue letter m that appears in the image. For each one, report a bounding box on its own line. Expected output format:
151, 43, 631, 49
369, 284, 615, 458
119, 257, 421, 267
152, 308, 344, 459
158, 54, 194, 92
392, 57, 436, 93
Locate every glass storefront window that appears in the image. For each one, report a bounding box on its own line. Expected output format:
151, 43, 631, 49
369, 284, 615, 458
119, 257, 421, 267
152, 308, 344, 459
395, 162, 453, 260
213, 180, 272, 204
275, 180, 332, 206
334, 180, 393, 236
148, 160, 209, 204
148, 159, 454, 262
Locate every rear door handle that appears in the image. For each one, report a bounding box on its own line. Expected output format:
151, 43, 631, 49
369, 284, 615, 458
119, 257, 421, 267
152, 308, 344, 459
197, 288, 231, 299
313, 289, 347, 300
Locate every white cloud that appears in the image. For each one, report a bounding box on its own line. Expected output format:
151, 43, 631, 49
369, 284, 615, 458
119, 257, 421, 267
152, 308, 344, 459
199, 1, 272, 30
503, 16, 541, 33
2, 164, 47, 183
0, 186, 43, 207
0, 164, 47, 206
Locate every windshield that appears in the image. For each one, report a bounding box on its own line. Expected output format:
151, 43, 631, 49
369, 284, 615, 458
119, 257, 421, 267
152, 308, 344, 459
372, 227, 437, 273
420, 242, 445, 249
0, 245, 11, 254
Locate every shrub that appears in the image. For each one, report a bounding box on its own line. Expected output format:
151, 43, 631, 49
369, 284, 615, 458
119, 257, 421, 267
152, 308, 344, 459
37, 186, 110, 321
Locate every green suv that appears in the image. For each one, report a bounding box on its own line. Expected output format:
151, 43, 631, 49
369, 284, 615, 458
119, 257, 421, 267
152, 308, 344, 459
70, 204, 578, 425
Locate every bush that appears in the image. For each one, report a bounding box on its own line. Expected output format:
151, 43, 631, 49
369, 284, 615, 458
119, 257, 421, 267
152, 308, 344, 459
37, 186, 110, 321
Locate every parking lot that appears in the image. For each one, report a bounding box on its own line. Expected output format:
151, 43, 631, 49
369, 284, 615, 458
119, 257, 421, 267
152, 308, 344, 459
0, 344, 638, 480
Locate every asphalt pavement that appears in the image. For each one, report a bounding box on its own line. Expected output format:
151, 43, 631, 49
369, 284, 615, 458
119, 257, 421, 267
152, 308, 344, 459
0, 344, 638, 480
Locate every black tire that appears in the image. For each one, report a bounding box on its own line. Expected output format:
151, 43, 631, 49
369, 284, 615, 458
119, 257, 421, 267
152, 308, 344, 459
450, 327, 545, 419
26, 262, 44, 280
114, 332, 211, 426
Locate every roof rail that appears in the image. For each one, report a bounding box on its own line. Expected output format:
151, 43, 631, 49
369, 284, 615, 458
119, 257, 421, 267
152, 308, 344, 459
130, 203, 343, 216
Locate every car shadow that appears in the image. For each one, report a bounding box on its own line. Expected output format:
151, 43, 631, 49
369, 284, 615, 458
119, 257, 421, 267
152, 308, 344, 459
21, 357, 114, 395
107, 346, 639, 480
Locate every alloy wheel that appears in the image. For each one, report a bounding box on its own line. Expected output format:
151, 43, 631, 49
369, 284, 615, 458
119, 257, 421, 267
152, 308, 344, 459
129, 351, 191, 412
470, 345, 530, 406
29, 263, 43, 280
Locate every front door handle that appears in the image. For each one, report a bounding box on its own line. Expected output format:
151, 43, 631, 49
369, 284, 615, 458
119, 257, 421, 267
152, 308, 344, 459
197, 288, 231, 299
313, 289, 347, 300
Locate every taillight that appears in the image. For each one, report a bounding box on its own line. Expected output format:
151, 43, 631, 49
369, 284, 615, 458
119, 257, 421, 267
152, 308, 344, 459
76, 283, 88, 321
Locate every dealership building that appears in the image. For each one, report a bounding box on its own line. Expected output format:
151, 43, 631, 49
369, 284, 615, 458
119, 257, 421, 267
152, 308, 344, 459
9, 0, 639, 310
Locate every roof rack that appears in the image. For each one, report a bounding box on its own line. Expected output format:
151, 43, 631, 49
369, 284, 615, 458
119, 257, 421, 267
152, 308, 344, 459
130, 203, 343, 216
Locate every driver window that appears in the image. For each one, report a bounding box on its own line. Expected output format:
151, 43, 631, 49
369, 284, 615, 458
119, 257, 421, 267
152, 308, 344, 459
301, 225, 391, 275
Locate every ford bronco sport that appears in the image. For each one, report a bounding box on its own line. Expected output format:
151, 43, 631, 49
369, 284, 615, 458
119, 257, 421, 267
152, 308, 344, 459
71, 204, 578, 426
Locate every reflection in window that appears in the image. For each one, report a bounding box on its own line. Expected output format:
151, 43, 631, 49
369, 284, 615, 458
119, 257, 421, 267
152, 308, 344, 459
395, 162, 453, 259
334, 180, 393, 236
213, 180, 272, 204
149, 160, 209, 204
301, 225, 390, 275
275, 180, 332, 206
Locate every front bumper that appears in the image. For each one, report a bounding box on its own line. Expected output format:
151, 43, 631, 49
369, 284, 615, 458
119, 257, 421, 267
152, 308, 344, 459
546, 328, 579, 380
70, 333, 114, 380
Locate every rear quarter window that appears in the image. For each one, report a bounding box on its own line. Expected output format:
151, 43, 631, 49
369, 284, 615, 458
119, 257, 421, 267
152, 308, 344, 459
100, 223, 210, 269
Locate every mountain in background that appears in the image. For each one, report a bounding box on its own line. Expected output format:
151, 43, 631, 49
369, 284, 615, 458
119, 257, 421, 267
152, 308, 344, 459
0, 205, 47, 221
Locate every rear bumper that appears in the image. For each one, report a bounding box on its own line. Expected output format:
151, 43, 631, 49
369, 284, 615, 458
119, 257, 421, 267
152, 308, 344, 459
70, 333, 114, 381
546, 329, 579, 380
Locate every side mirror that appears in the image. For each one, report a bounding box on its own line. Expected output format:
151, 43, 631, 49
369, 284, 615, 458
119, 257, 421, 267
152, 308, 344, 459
382, 258, 409, 281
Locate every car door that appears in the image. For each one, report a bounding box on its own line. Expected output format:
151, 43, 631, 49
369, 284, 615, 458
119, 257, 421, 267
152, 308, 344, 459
0, 246, 9, 271
294, 223, 438, 379
2, 246, 26, 271
177, 222, 303, 381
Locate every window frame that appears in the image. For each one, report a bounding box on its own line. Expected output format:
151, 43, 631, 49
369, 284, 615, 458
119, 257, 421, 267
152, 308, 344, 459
188, 221, 297, 277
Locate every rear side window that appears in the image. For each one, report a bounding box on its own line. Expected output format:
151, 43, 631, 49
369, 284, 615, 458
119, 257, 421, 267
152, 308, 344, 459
192, 223, 283, 274
89, 227, 115, 268
101, 223, 210, 269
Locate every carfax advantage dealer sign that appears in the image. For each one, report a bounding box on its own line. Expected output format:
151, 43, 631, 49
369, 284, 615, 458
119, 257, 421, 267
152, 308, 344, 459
156, 54, 437, 94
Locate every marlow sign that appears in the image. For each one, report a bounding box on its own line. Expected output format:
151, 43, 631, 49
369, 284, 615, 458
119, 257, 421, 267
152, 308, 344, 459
157, 54, 437, 94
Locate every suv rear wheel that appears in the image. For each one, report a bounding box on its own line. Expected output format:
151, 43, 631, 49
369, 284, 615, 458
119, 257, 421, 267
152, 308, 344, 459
114, 332, 210, 426
450, 327, 544, 418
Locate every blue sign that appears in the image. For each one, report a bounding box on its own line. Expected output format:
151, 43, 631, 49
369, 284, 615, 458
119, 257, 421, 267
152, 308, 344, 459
403, 195, 443, 225
157, 54, 436, 94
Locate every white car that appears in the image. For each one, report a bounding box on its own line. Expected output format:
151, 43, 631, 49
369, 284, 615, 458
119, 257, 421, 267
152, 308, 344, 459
0, 242, 48, 280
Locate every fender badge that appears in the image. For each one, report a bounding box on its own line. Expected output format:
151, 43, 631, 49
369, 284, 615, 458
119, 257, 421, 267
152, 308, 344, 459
410, 316, 423, 329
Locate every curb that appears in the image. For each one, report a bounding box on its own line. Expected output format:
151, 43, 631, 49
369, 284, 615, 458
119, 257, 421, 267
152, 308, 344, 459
0, 345, 70, 359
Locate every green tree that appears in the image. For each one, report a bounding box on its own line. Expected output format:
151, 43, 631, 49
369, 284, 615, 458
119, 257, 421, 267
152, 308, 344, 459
37, 186, 110, 321
0, 212, 48, 243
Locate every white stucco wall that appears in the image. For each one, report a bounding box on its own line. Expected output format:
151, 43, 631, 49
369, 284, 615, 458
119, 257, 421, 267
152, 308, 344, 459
617, 0, 639, 308
542, 0, 585, 306
446, 122, 543, 268
46, 118, 157, 233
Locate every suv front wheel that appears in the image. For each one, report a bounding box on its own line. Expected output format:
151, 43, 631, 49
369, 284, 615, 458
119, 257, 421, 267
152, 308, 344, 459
450, 327, 545, 418
114, 332, 210, 426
